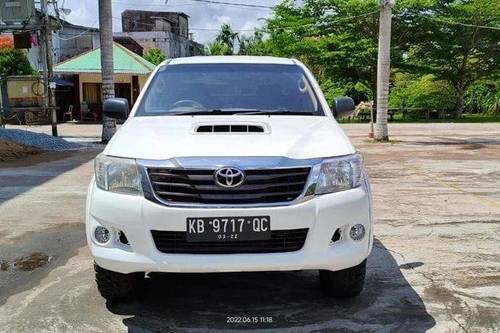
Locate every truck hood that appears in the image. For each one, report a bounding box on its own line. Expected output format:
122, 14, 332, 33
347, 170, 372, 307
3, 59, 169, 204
104, 116, 355, 160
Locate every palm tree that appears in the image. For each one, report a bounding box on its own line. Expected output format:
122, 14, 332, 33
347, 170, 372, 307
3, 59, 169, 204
374, 0, 392, 141
215, 24, 238, 52
205, 40, 232, 56
99, 0, 116, 143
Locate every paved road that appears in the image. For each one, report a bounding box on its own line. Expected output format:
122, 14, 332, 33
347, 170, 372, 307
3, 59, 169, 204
0, 123, 499, 332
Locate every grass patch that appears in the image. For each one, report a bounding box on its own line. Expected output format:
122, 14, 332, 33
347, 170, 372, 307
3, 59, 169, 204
1, 259, 10, 271
339, 114, 500, 124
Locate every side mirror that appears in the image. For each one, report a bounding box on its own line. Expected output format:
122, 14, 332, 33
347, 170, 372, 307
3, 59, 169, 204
103, 98, 129, 120
332, 97, 355, 118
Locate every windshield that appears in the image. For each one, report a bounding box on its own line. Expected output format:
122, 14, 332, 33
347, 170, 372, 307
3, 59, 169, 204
135, 63, 323, 116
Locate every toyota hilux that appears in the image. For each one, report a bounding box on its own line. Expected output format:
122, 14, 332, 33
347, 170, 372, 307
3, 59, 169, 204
86, 56, 373, 301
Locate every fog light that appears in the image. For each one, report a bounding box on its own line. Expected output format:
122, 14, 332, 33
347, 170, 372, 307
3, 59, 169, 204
94, 226, 111, 244
349, 224, 365, 241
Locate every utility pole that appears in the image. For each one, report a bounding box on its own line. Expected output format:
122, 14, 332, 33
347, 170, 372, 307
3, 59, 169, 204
40, 0, 58, 136
99, 0, 116, 143
0, 80, 4, 128
374, 0, 394, 141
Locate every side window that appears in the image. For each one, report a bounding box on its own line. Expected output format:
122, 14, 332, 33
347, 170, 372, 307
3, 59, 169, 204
145, 74, 169, 112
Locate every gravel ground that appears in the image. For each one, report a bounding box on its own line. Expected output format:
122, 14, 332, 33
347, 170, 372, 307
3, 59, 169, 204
0, 128, 82, 151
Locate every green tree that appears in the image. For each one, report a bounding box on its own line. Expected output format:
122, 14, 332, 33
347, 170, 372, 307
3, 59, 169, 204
143, 48, 167, 66
262, 0, 407, 105
390, 73, 456, 111
205, 40, 232, 56
402, 0, 500, 117
465, 81, 500, 114
238, 30, 268, 55
202, 0, 499, 117
321, 80, 371, 105
216, 24, 239, 53
0, 48, 35, 78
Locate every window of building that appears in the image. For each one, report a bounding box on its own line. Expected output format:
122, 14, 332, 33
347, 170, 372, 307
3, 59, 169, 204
82, 83, 102, 104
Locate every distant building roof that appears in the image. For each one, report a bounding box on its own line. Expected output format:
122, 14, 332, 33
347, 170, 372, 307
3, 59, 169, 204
54, 42, 155, 74
113, 36, 144, 56
59, 19, 99, 32
121, 9, 189, 19
34, 10, 99, 32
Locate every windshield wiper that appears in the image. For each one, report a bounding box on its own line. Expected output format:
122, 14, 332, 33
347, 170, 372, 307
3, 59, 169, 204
169, 109, 224, 116
169, 108, 263, 116
168, 109, 316, 116
235, 109, 316, 116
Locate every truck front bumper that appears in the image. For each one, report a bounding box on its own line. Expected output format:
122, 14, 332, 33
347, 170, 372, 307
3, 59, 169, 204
86, 178, 373, 274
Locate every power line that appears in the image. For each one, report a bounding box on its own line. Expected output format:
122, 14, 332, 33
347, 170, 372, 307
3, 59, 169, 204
113, 8, 380, 34
188, 0, 272, 9
54, 28, 96, 40
112, 1, 208, 7
113, 16, 257, 32
60, 8, 379, 36
393, 9, 500, 31
191, 27, 256, 31
112, 0, 273, 10
269, 10, 379, 32
319, 10, 379, 25
430, 17, 500, 31
54, 19, 100, 40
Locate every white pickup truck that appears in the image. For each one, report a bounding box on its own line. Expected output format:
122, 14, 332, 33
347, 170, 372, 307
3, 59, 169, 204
86, 56, 373, 301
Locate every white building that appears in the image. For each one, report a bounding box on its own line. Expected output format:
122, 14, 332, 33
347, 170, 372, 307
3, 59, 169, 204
115, 10, 203, 59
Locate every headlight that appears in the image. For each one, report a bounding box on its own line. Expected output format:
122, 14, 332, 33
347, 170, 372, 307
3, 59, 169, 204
315, 153, 363, 194
94, 154, 142, 195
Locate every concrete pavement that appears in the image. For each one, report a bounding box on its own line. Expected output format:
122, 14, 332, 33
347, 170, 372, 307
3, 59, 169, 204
0, 123, 499, 332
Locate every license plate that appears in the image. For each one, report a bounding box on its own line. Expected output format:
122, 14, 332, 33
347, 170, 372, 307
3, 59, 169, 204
186, 216, 270, 242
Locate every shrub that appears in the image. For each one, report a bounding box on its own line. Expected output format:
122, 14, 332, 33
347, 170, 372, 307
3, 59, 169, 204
320, 80, 371, 106
143, 48, 167, 66
0, 48, 36, 77
465, 81, 499, 115
205, 40, 232, 56
390, 74, 456, 110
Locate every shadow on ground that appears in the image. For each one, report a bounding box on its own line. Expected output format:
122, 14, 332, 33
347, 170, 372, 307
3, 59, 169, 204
107, 239, 435, 332
0, 150, 97, 204
0, 149, 97, 305
406, 136, 500, 147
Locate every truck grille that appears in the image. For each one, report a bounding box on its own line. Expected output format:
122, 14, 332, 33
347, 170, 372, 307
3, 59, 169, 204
151, 229, 308, 254
147, 167, 311, 205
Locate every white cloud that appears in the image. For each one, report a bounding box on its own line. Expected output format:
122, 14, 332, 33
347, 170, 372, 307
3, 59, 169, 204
60, 0, 281, 44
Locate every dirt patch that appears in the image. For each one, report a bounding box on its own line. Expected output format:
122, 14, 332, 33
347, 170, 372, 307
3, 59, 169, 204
0, 260, 9, 271
0, 223, 86, 306
13, 252, 50, 271
0, 149, 86, 170
0, 140, 40, 162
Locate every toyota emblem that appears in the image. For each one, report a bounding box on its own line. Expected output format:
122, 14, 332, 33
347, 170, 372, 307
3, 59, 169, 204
214, 167, 245, 188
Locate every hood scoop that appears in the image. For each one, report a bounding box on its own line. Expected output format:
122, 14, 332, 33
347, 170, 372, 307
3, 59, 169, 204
194, 123, 269, 134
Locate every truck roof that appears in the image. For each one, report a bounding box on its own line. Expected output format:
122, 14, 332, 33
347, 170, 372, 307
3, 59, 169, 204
167, 56, 296, 66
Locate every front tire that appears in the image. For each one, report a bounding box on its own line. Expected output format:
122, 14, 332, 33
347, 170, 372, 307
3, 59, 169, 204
94, 263, 141, 301
319, 260, 366, 298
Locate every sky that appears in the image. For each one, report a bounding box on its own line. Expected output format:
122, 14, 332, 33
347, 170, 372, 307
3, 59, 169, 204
60, 0, 283, 44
